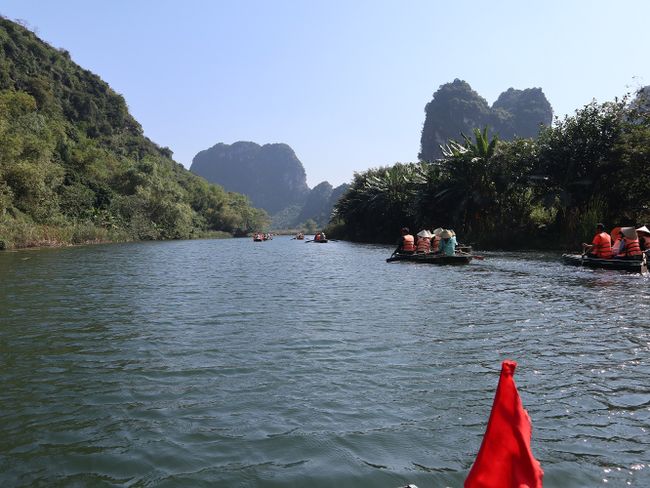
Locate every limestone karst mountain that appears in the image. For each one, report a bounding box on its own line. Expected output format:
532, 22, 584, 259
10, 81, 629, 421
419, 79, 553, 161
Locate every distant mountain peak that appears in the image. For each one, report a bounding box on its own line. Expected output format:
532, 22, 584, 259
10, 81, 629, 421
190, 141, 309, 214
419, 80, 553, 161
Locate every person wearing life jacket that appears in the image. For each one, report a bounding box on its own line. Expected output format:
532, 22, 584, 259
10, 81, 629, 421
611, 230, 624, 256
431, 227, 443, 252
416, 235, 431, 253
314, 232, 321, 241
582, 223, 613, 258
396, 227, 416, 254
613, 227, 643, 258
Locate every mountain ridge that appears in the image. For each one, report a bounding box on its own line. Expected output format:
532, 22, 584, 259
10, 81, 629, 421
190, 140, 347, 229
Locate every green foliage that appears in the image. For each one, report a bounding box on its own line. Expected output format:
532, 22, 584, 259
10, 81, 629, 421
535, 100, 626, 212
303, 219, 318, 234
333, 163, 426, 242
334, 98, 650, 249
0, 17, 266, 249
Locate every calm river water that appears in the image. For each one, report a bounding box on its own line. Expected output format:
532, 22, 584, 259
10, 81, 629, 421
1, 237, 649, 487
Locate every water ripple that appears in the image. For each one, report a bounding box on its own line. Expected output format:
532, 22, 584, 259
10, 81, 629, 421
1, 239, 649, 486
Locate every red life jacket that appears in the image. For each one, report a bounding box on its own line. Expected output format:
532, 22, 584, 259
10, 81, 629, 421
416, 237, 431, 253
401, 234, 416, 252
591, 232, 612, 258
621, 237, 642, 256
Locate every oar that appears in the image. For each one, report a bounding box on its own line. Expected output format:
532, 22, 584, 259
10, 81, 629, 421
305, 240, 314, 243
457, 250, 485, 260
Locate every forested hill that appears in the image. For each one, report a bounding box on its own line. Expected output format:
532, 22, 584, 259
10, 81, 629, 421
191, 141, 348, 229
0, 17, 267, 249
419, 79, 553, 161
191, 141, 310, 214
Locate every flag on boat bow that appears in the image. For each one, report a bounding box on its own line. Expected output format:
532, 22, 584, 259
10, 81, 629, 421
464, 360, 543, 488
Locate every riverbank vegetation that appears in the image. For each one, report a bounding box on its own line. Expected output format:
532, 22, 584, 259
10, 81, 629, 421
328, 92, 650, 250
0, 18, 268, 250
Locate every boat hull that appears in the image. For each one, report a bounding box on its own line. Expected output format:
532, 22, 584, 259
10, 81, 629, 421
562, 253, 647, 274
386, 253, 472, 265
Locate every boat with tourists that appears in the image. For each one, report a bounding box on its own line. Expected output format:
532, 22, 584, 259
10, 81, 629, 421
253, 232, 272, 242
561, 253, 647, 274
311, 231, 328, 243
562, 223, 649, 273
386, 252, 473, 265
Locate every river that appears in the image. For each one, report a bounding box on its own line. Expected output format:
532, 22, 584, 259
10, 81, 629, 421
1, 237, 649, 487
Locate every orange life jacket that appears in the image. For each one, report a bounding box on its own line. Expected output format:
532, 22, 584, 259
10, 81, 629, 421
621, 237, 642, 256
591, 232, 612, 258
416, 237, 431, 253
401, 234, 416, 252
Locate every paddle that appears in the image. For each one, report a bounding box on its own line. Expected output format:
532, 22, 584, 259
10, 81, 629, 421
456, 250, 485, 260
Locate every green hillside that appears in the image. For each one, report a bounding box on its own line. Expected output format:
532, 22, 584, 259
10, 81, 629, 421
0, 17, 267, 249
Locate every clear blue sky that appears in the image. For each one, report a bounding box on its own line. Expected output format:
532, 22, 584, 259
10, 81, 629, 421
2, 0, 649, 187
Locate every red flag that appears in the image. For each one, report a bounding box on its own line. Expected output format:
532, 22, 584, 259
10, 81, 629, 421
464, 360, 543, 488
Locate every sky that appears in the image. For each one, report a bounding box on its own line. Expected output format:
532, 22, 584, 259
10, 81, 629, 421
1, 0, 649, 188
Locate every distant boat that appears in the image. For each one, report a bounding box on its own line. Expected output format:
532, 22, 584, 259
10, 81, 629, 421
562, 253, 647, 274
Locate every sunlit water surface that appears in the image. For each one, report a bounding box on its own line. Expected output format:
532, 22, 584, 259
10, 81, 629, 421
1, 237, 649, 487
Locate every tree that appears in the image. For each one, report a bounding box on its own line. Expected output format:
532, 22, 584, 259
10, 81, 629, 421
334, 163, 426, 242
432, 128, 499, 236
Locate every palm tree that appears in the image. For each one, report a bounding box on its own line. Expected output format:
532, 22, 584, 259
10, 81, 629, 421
333, 163, 426, 242
433, 127, 499, 236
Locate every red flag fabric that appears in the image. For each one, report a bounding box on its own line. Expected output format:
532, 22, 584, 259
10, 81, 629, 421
464, 360, 543, 488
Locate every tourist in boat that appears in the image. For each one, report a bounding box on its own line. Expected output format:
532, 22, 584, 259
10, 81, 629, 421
395, 227, 416, 254
437, 229, 457, 256
637, 225, 650, 251
582, 223, 613, 258
613, 227, 643, 259
611, 229, 624, 256
431, 227, 443, 252
415, 230, 432, 253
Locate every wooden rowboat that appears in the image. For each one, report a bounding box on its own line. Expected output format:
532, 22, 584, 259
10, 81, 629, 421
562, 253, 647, 274
386, 252, 472, 265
